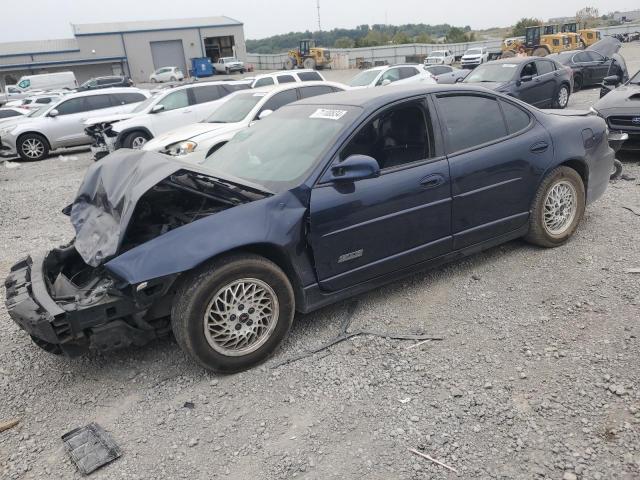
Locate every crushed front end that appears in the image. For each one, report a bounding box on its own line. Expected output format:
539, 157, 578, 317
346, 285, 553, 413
85, 122, 118, 160
5, 248, 176, 356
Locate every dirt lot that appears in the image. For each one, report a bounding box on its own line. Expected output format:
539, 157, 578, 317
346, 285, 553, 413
1, 45, 639, 480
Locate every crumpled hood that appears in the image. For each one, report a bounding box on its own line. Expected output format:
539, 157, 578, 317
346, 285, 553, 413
70, 150, 183, 267
143, 122, 241, 152
593, 84, 640, 113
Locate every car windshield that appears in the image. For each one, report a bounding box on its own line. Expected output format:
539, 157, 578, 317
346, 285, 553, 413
206, 92, 265, 123
199, 104, 359, 192
131, 95, 156, 113
466, 49, 482, 55
464, 64, 518, 83
349, 70, 381, 87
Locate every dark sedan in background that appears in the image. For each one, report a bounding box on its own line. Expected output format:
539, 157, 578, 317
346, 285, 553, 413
463, 57, 572, 108
5, 85, 615, 373
77, 76, 134, 92
550, 37, 627, 91
592, 69, 640, 152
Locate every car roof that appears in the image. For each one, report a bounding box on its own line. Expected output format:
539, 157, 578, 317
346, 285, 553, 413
293, 84, 499, 110
64, 87, 147, 99
253, 69, 321, 78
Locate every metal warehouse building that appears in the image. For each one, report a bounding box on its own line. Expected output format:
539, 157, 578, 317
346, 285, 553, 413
0, 16, 246, 86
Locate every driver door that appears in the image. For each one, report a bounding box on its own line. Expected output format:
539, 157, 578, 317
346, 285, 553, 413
150, 89, 195, 134
309, 98, 452, 291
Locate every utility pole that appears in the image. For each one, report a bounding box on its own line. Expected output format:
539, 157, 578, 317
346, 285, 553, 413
316, 0, 322, 32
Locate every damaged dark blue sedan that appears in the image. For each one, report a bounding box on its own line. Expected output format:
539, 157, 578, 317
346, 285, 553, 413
5, 85, 616, 372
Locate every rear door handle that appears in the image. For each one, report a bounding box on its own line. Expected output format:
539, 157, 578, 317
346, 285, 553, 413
420, 174, 446, 189
530, 141, 549, 153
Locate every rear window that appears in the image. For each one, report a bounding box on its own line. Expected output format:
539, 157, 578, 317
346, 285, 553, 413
437, 94, 508, 153
500, 100, 531, 134
253, 77, 275, 88
399, 67, 419, 79
535, 60, 555, 75
297, 71, 323, 81
259, 89, 299, 115
298, 85, 337, 98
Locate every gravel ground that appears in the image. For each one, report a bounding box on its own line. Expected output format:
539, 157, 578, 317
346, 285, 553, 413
1, 45, 639, 480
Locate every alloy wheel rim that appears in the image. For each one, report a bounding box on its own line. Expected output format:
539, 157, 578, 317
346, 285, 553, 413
558, 87, 569, 107
203, 278, 279, 356
543, 180, 577, 236
131, 137, 147, 149
22, 138, 44, 158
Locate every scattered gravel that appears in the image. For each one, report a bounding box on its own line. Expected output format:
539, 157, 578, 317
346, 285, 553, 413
1, 45, 639, 479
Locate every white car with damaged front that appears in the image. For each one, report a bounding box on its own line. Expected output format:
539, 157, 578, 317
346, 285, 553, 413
143, 81, 346, 163
348, 65, 436, 89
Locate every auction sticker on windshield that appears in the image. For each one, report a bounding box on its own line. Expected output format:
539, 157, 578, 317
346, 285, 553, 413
310, 109, 348, 120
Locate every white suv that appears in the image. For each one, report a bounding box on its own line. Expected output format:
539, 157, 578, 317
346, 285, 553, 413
85, 81, 249, 159
0, 88, 149, 161
425, 50, 454, 65
348, 65, 436, 89
150, 67, 185, 83
250, 69, 326, 88
461, 47, 489, 69
143, 81, 346, 163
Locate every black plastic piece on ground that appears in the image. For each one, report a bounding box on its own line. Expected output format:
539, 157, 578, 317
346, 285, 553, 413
62, 422, 122, 475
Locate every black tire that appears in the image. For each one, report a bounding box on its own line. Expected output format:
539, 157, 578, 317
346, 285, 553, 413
501, 50, 516, 58
610, 159, 623, 180
171, 254, 295, 373
17, 133, 49, 161
170, 76, 177, 82
122, 131, 151, 149
573, 74, 582, 92
532, 47, 549, 57
30, 336, 63, 355
553, 84, 570, 109
524, 166, 586, 248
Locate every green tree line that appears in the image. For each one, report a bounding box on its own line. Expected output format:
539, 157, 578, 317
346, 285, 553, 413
246, 23, 476, 54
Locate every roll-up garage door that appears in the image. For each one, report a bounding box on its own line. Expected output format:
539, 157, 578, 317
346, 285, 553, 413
150, 40, 187, 73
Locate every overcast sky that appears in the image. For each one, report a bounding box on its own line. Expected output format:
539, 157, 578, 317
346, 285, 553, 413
1, 0, 638, 42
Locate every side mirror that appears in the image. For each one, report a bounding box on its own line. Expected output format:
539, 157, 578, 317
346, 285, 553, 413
151, 104, 165, 114
326, 155, 380, 183
258, 109, 273, 120
520, 75, 533, 83
380, 79, 392, 86
603, 75, 619, 86
48, 109, 59, 118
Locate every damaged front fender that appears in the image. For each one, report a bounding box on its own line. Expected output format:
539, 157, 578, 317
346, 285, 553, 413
105, 191, 310, 285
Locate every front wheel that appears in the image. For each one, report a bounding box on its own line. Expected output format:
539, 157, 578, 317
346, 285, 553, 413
17, 133, 49, 161
554, 84, 570, 109
171, 254, 295, 373
524, 166, 585, 248
122, 131, 151, 149
573, 74, 582, 92
610, 159, 623, 180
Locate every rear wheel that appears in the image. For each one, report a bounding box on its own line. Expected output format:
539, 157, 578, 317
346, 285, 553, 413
122, 131, 151, 149
532, 47, 549, 57
303, 57, 317, 70
170, 76, 177, 82
284, 57, 296, 70
30, 336, 63, 355
525, 167, 585, 247
17, 133, 49, 161
554, 84, 570, 109
171, 254, 295, 373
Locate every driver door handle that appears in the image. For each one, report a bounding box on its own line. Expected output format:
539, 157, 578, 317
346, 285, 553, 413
420, 174, 446, 189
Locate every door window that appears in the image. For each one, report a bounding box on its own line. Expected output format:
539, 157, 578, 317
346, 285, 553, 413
298, 85, 336, 98
500, 100, 531, 134
585, 51, 605, 63
378, 68, 401, 85
339, 100, 433, 170
535, 60, 555, 75
56, 97, 90, 115
437, 94, 508, 153
521, 62, 538, 78
112, 92, 147, 105
159, 90, 189, 111
258, 90, 299, 116
85, 95, 114, 111
398, 67, 419, 79
277, 75, 296, 84
192, 85, 223, 104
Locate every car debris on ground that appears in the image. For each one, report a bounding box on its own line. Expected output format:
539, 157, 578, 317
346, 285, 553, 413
61, 423, 122, 475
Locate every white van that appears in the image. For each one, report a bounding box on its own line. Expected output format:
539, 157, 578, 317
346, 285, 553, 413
16, 72, 77, 91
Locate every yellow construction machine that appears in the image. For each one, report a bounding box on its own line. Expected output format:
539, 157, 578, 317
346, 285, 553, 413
284, 39, 331, 70
501, 24, 575, 57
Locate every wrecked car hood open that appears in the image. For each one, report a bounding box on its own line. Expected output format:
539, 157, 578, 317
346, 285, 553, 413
69, 150, 269, 268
